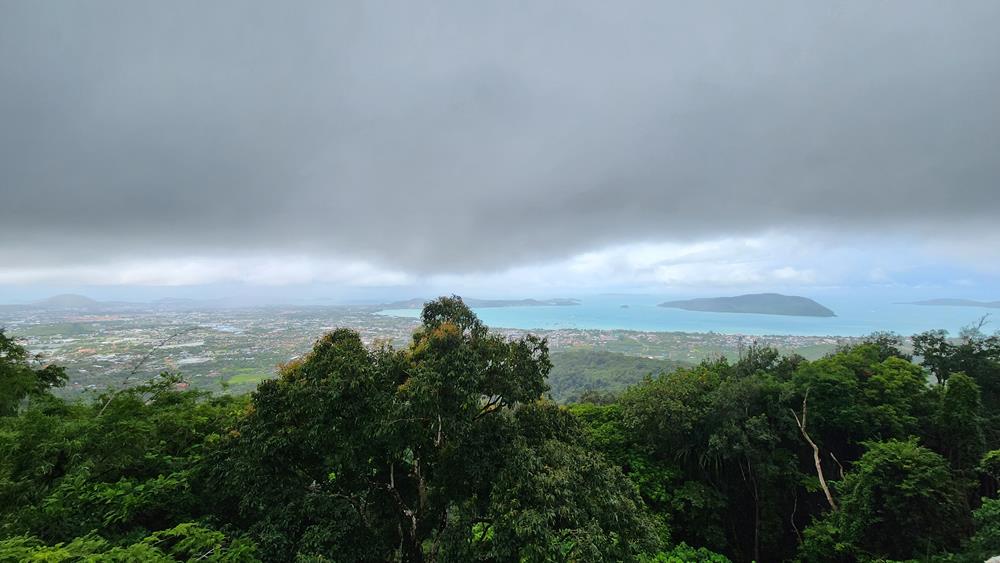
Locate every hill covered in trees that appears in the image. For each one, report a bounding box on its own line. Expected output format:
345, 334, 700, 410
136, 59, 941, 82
547, 349, 689, 403
659, 293, 836, 317
1, 297, 999, 562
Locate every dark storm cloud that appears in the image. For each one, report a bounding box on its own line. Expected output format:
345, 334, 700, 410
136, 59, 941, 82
2, 0, 999, 273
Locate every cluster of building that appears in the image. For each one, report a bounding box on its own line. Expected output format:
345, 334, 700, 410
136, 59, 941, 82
1, 304, 857, 395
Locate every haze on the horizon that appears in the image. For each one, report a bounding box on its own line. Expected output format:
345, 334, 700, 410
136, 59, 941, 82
2, 1, 999, 302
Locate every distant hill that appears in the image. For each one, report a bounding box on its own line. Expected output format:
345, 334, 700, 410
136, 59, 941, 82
382, 297, 580, 309
548, 349, 690, 403
153, 297, 203, 305
904, 298, 1000, 308
25, 294, 183, 310
659, 293, 835, 317
34, 294, 101, 309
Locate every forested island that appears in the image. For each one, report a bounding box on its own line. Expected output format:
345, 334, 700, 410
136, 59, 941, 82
659, 293, 836, 317
1, 296, 998, 562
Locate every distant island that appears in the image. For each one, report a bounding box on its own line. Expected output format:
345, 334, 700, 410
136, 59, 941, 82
382, 297, 581, 309
658, 293, 836, 317
903, 298, 1000, 309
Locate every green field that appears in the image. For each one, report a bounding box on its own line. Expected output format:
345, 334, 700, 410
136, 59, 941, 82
223, 367, 272, 386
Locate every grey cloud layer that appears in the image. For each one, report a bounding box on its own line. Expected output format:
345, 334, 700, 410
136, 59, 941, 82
2, 1, 999, 273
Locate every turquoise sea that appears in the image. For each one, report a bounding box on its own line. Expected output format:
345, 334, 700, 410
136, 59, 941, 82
377, 294, 999, 337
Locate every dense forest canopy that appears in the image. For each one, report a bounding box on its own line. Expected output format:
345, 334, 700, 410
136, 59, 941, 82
1, 297, 999, 562
546, 349, 689, 404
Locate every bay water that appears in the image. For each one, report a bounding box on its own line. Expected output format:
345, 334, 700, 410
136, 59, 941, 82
377, 293, 998, 337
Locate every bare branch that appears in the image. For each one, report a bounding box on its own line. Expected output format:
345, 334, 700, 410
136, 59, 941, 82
830, 451, 846, 480
98, 326, 200, 416
434, 413, 443, 447
790, 489, 802, 543
474, 395, 503, 420
791, 388, 837, 511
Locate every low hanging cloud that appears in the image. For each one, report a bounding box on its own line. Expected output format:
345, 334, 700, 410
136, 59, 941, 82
0, 255, 413, 287
2, 1, 999, 279
0, 233, 989, 294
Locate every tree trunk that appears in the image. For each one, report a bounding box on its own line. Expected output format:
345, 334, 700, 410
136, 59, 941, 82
791, 388, 837, 511
402, 531, 424, 563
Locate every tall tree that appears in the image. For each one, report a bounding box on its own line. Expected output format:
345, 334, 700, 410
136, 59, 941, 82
799, 439, 969, 561
926, 372, 986, 475
211, 296, 660, 561
0, 329, 66, 416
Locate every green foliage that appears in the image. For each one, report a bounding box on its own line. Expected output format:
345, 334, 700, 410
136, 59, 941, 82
0, 374, 245, 544
981, 449, 1000, 482
640, 542, 732, 563
2, 313, 999, 563
914, 324, 1000, 455
913, 329, 957, 385
914, 325, 1000, 414
547, 349, 688, 403
487, 431, 660, 561
209, 297, 660, 561
605, 352, 803, 561
0, 523, 258, 561
799, 439, 969, 561
926, 373, 986, 474
862, 331, 912, 363
789, 344, 928, 457
571, 336, 995, 562
966, 497, 1000, 561
0, 328, 66, 416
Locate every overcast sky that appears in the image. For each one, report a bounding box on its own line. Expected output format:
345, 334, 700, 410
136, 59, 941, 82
1, 1, 998, 301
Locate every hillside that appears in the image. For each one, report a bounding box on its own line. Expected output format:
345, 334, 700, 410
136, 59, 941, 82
659, 293, 836, 317
547, 348, 689, 403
